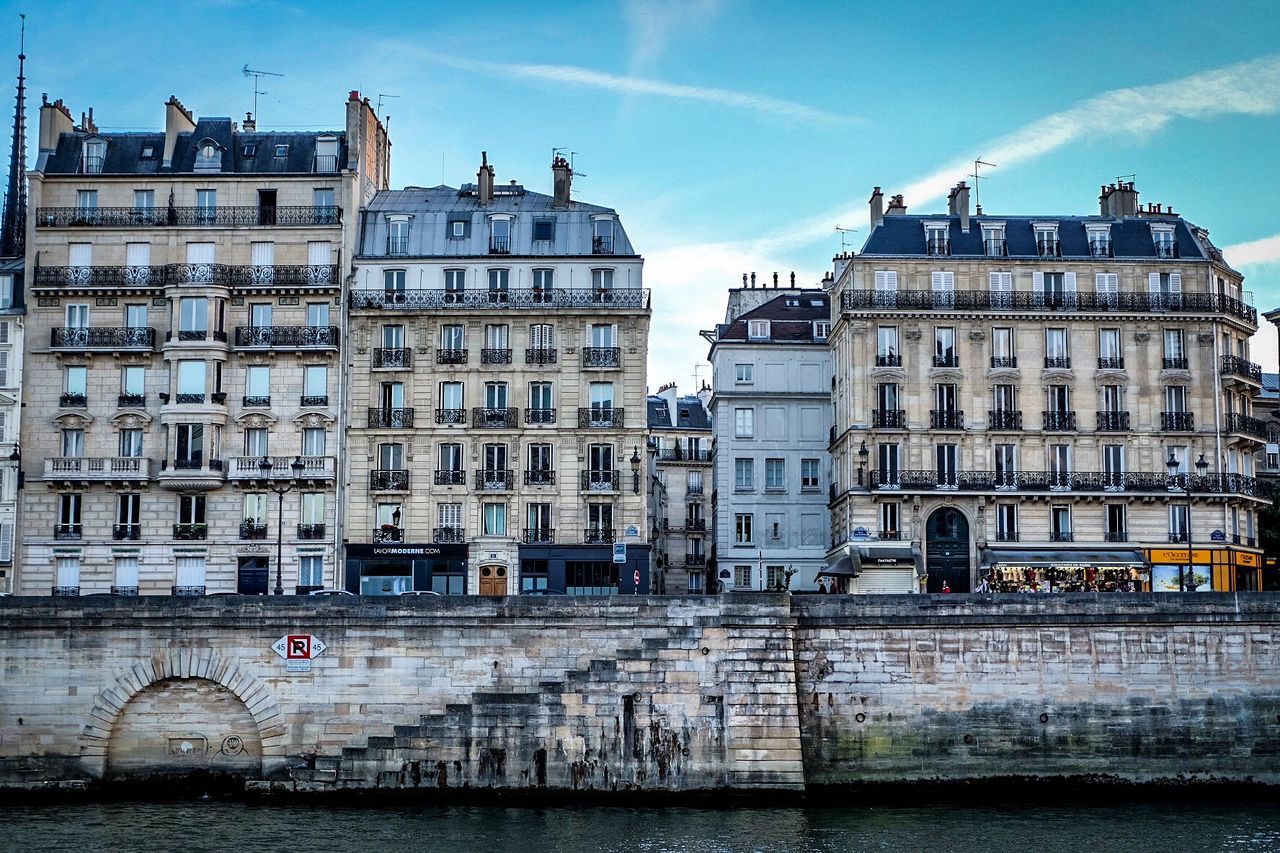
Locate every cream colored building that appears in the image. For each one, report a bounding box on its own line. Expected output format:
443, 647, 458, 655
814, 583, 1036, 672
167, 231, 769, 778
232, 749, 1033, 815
828, 181, 1267, 594
646, 383, 712, 594
343, 156, 651, 595
17, 91, 389, 596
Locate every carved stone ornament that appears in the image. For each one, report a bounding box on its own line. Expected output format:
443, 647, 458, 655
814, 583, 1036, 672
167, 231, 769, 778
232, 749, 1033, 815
1197, 333, 1214, 346
968, 330, 986, 343
903, 328, 923, 342
244, 414, 269, 429
1133, 331, 1150, 343
299, 413, 327, 428
118, 414, 143, 429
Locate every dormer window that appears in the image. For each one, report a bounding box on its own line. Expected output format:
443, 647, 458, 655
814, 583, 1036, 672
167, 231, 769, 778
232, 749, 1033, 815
982, 223, 1006, 256
924, 222, 949, 256
447, 216, 469, 239
785, 298, 800, 307
813, 321, 830, 340
139, 145, 155, 160
1034, 223, 1060, 257
1086, 224, 1112, 258
747, 320, 770, 340
387, 216, 411, 255
194, 139, 222, 172
81, 139, 106, 174
1152, 225, 1177, 259
489, 216, 512, 254
533, 219, 555, 242
274, 144, 288, 158
314, 136, 338, 173
242, 143, 257, 157
592, 217, 615, 254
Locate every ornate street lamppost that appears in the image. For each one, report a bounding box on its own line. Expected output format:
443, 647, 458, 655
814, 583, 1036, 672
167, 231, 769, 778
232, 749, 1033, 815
259, 455, 306, 595
1166, 451, 1210, 592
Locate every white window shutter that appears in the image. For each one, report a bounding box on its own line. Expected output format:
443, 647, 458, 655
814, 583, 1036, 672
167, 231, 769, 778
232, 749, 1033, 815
0, 521, 12, 562
1032, 271, 1044, 295
1063, 272, 1077, 292
1169, 272, 1182, 293
931, 271, 943, 288
1148, 272, 1160, 293
0, 410, 7, 442
0, 351, 8, 386
0, 321, 9, 343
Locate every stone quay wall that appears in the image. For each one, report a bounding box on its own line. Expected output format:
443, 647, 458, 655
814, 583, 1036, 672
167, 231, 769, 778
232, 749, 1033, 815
0, 593, 1278, 794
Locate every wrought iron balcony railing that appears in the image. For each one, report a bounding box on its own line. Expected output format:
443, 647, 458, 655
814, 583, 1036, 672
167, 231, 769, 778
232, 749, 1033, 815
581, 470, 619, 492
437, 348, 468, 365
350, 287, 650, 310
990, 356, 1017, 368
1097, 357, 1125, 369
1096, 411, 1131, 431
51, 326, 155, 349
234, 326, 339, 348
373, 347, 412, 368
875, 353, 902, 367
1042, 411, 1077, 431
112, 523, 142, 540
1222, 354, 1263, 384
930, 409, 964, 430
933, 354, 959, 368
242, 395, 271, 408
685, 553, 708, 567
54, 523, 82, 540
1044, 356, 1072, 369
995, 531, 1020, 542
524, 469, 555, 485
1225, 412, 1268, 440
481, 348, 512, 364
373, 526, 403, 543
592, 236, 615, 254
118, 393, 146, 408
1161, 411, 1195, 431
300, 395, 329, 407
525, 408, 557, 425
525, 348, 558, 364
656, 449, 712, 462
578, 407, 624, 428
368, 407, 414, 428
1049, 531, 1074, 542
523, 528, 555, 544
371, 469, 410, 491
872, 409, 906, 429
435, 408, 466, 425
434, 469, 466, 485
582, 347, 622, 368
584, 527, 616, 544
298, 523, 326, 540
51, 585, 80, 596
472, 407, 517, 428
1162, 356, 1189, 370
173, 523, 208, 540
60, 393, 87, 408
36, 205, 341, 228
475, 469, 514, 491
839, 289, 1258, 325
1104, 531, 1129, 542
434, 526, 465, 543
239, 521, 268, 540
111, 585, 139, 596
988, 410, 1023, 430
867, 469, 1271, 499
489, 236, 511, 254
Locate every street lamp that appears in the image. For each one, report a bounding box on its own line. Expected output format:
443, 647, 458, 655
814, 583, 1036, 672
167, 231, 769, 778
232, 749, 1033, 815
260, 454, 307, 595
858, 440, 870, 488
1166, 452, 1210, 592
630, 445, 641, 494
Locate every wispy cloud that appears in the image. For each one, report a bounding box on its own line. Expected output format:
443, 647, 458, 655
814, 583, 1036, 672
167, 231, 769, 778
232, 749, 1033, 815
1225, 232, 1280, 267
405, 48, 853, 126
622, 0, 724, 71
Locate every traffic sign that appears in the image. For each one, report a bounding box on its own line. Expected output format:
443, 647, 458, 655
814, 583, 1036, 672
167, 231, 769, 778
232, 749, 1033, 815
271, 634, 327, 673
613, 542, 627, 564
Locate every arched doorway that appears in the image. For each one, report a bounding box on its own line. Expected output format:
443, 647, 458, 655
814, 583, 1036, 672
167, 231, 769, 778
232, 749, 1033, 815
105, 678, 263, 781
478, 564, 508, 596
926, 507, 971, 593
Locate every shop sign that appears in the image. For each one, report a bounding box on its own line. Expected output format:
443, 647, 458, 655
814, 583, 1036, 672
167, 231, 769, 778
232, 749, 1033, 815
1236, 551, 1260, 568
1149, 548, 1212, 564
272, 634, 328, 673
1210, 530, 1226, 542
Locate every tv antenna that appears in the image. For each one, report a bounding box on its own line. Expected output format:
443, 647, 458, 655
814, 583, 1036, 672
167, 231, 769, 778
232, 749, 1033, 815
242, 65, 284, 122
1115, 172, 1137, 184
375, 93, 399, 117
970, 157, 996, 214
553, 148, 586, 177
835, 225, 857, 252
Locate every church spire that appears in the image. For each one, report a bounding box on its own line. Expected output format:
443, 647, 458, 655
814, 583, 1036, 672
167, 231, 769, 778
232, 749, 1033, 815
0, 13, 27, 258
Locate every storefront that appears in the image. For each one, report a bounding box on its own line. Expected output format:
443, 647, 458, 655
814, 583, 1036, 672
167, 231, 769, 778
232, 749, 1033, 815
1145, 546, 1263, 592
821, 542, 922, 594
982, 549, 1149, 593
344, 543, 468, 595
518, 543, 651, 594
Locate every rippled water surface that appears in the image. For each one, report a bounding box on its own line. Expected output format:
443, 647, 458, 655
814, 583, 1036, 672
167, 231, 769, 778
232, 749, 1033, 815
2, 802, 1279, 852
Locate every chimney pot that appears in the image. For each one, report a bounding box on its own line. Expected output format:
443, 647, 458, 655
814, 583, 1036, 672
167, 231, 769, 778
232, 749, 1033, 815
551, 154, 572, 207
773, 272, 779, 288
750, 272, 756, 288
477, 151, 494, 206
869, 186, 885, 229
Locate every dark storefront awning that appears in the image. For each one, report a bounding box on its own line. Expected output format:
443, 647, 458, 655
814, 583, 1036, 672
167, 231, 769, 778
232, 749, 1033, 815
986, 549, 1147, 568
856, 545, 917, 567
818, 554, 858, 578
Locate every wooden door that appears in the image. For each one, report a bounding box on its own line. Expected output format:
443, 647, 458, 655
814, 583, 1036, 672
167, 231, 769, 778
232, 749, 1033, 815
478, 565, 508, 596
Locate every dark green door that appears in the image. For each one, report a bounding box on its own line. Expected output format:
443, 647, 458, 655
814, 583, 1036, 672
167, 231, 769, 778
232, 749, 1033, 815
926, 507, 970, 593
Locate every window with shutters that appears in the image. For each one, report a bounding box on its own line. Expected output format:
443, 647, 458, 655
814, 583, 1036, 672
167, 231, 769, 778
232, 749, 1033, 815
0, 410, 7, 442
0, 521, 12, 562
1149, 271, 1182, 308
988, 271, 1013, 307
0, 320, 9, 342
175, 556, 206, 588
0, 275, 11, 309
930, 271, 955, 307
0, 350, 8, 386
530, 323, 553, 348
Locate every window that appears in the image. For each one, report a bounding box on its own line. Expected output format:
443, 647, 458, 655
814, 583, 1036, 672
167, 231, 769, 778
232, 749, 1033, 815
1101, 384, 1124, 413
935, 444, 958, 487
1034, 223, 1060, 256
243, 493, 268, 525
528, 443, 553, 473
734, 513, 754, 545
76, 189, 97, 212
490, 218, 511, 252
1049, 444, 1071, 487
388, 219, 410, 254
438, 443, 463, 472
301, 493, 324, 525
0, 274, 10, 309
58, 493, 82, 530
735, 364, 754, 383
175, 556, 206, 591
801, 458, 820, 489
1088, 225, 1112, 257
1170, 504, 1189, 541
443, 268, 465, 294
307, 302, 330, 327
1165, 385, 1188, 413
589, 382, 614, 410
299, 556, 324, 588
1045, 328, 1069, 365
487, 268, 510, 299
441, 324, 465, 350
178, 297, 208, 333
61, 429, 84, 458
1152, 226, 1177, 258
120, 366, 145, 398
244, 365, 269, 401
176, 423, 204, 465
273, 144, 288, 158
56, 556, 81, 590
930, 271, 955, 307
521, 559, 550, 592
1099, 328, 1122, 366
484, 323, 509, 351
248, 302, 273, 328
529, 381, 553, 413
133, 189, 155, 211
934, 326, 956, 367
448, 218, 468, 239
734, 408, 754, 438
1095, 272, 1119, 308
734, 458, 755, 491
879, 502, 900, 539
983, 224, 1007, 256
593, 218, 615, 253
765, 458, 785, 491
733, 565, 753, 590
196, 188, 216, 215
992, 327, 1014, 365
65, 302, 89, 328
994, 444, 1016, 485
877, 326, 899, 365
65, 365, 87, 396
813, 321, 830, 340
526, 503, 552, 536
747, 320, 770, 340
533, 219, 555, 241
244, 427, 268, 457
119, 428, 143, 458
114, 555, 139, 590
590, 323, 616, 348
878, 443, 900, 485
1163, 329, 1185, 366
313, 188, 335, 210
484, 382, 508, 408
378, 442, 404, 471
178, 494, 206, 525
1103, 444, 1125, 486
925, 223, 949, 255
304, 365, 328, 400
440, 381, 464, 411
996, 504, 1017, 540
1051, 505, 1072, 539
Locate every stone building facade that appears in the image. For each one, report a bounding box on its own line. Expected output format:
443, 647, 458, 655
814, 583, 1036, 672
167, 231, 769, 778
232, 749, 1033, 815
16, 91, 389, 596
646, 383, 712, 593
828, 181, 1267, 594
343, 156, 651, 595
705, 281, 832, 593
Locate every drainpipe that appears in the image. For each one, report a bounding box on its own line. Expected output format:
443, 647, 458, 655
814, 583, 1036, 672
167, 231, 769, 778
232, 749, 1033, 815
335, 232, 350, 590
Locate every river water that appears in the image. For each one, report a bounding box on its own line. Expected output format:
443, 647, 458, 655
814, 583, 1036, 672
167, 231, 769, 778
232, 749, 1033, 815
2, 802, 1279, 852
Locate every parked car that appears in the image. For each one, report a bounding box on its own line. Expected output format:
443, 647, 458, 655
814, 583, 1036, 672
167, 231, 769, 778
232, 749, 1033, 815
308, 589, 355, 596
521, 588, 568, 596
398, 590, 442, 596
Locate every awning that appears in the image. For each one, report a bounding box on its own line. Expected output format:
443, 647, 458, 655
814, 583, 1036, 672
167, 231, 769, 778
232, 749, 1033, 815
818, 554, 858, 578
857, 545, 916, 567
986, 549, 1147, 569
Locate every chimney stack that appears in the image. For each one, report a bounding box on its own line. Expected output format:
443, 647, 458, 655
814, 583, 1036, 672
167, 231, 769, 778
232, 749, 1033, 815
477, 151, 494, 206
38, 94, 74, 157
948, 181, 971, 232
551, 155, 572, 208
1099, 180, 1139, 218
869, 186, 884, 229
243, 111, 256, 132
162, 95, 195, 168
886, 194, 907, 216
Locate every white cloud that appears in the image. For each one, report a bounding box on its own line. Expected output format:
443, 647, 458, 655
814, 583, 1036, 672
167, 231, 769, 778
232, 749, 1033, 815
622, 0, 724, 71
1225, 232, 1280, 268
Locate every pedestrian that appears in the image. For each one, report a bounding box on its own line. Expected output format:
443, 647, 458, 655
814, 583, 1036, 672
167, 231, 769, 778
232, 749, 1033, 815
818, 578, 829, 594
941, 580, 951, 594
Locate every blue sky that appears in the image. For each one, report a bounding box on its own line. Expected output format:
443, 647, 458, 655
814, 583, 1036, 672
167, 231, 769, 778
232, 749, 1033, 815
12, 0, 1280, 386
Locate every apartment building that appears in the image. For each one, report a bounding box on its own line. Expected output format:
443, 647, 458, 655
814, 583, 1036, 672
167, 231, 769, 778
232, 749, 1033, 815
646, 383, 712, 593
828, 181, 1267, 594
0, 42, 26, 590
705, 279, 832, 593
344, 155, 651, 595
17, 91, 389, 596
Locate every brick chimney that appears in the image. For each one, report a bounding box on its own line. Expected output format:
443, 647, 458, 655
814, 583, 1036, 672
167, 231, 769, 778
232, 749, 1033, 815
242, 111, 256, 132
948, 181, 971, 232
163, 95, 195, 168
886, 194, 907, 216
869, 186, 884, 229
477, 151, 494, 206
552, 155, 572, 207
37, 94, 74, 158
1100, 181, 1139, 218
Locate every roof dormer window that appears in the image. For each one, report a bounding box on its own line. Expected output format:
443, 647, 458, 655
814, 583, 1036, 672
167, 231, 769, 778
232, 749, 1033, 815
81, 138, 105, 174
1086, 224, 1112, 258
592, 216, 616, 255
1151, 225, 1177, 259
1033, 222, 1060, 257
924, 221, 949, 256
274, 144, 288, 158
139, 145, 155, 160
813, 321, 830, 341
242, 143, 257, 157
193, 138, 222, 172
488, 215, 513, 255
982, 222, 1006, 256
747, 320, 770, 340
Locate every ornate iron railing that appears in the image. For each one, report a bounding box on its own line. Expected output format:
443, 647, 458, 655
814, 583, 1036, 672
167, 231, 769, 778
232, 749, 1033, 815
172, 585, 207, 597
51, 585, 80, 596
685, 519, 708, 531
234, 326, 339, 348
242, 395, 271, 408
175, 393, 205, 405
111, 585, 139, 596
300, 395, 329, 407
990, 356, 1017, 368
1098, 357, 1125, 369
839, 289, 1257, 324
51, 327, 155, 348
481, 348, 512, 364
930, 410, 964, 430
349, 288, 650, 310
239, 521, 268, 540
371, 469, 410, 491
297, 523, 326, 540
472, 407, 517, 428
1096, 411, 1131, 431
112, 523, 141, 540
872, 409, 906, 429
1044, 356, 1072, 369
173, 523, 208, 540
988, 410, 1022, 430
118, 393, 146, 408
1043, 411, 1077, 431
1161, 411, 1195, 431
1225, 412, 1268, 439
53, 523, 82, 540
434, 526, 465, 543
368, 407, 414, 428
437, 348, 468, 364
475, 469, 514, 491
1162, 357, 1189, 370
656, 449, 712, 462
1104, 531, 1129, 542
1049, 531, 1074, 542
373, 526, 403, 543
1222, 354, 1263, 383
583, 527, 616, 544
685, 553, 707, 566
933, 354, 959, 368
523, 528, 555, 544
525, 348, 558, 364
867, 469, 1271, 498
36, 205, 341, 227
524, 469, 555, 485
875, 354, 903, 367
435, 469, 466, 485
578, 407, 624, 428
581, 470, 619, 492
435, 408, 466, 425
373, 347, 412, 368
59, 393, 87, 408
592, 236, 615, 254
525, 408, 556, 425
582, 347, 621, 368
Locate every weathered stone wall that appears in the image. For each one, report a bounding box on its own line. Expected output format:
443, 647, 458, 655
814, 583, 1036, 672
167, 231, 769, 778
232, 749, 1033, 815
1, 594, 1278, 794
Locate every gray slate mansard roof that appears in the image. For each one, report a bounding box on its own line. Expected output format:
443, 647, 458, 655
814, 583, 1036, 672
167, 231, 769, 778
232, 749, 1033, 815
860, 214, 1208, 261
355, 185, 636, 258
648, 395, 712, 431
715, 291, 830, 343
43, 118, 348, 175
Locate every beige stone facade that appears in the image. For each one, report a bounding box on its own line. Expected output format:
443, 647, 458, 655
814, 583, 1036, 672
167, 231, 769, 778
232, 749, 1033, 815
16, 92, 389, 596
646, 384, 713, 594
828, 182, 1266, 593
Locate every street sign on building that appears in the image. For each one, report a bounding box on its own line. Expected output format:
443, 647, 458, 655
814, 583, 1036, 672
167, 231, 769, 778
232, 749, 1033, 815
613, 543, 627, 564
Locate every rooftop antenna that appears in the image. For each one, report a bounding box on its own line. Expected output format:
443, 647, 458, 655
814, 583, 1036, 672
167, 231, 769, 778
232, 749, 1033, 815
835, 225, 857, 252
569, 151, 586, 179
242, 64, 283, 123
1116, 173, 1137, 185
692, 363, 705, 389
970, 157, 996, 215
375, 93, 399, 117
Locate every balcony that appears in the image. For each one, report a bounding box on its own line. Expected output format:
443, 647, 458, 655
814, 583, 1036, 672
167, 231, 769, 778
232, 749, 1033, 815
866, 469, 1272, 500
51, 326, 155, 350
173, 523, 208, 540
300, 395, 329, 407
53, 523, 82, 540
1096, 411, 1131, 432
475, 469, 514, 491
111, 585, 139, 596
227, 456, 335, 481
526, 348, 558, 364
435, 408, 466, 425
173, 393, 205, 405
52, 585, 80, 596
1043, 411, 1077, 431
481, 348, 512, 365
371, 469, 410, 491
373, 347, 412, 369
838, 289, 1258, 325
872, 409, 907, 429
524, 469, 555, 486
239, 521, 268, 540
368, 407, 414, 428
36, 205, 341, 228
584, 527, 616, 544
685, 519, 708, 532
989, 410, 1023, 430
298, 524, 326, 540
489, 236, 511, 255
167, 330, 229, 344
172, 585, 207, 597
1225, 412, 1268, 440
1154, 240, 1178, 259
350, 287, 650, 311
1049, 531, 1074, 542
1222, 354, 1263, 384
685, 553, 708, 567
434, 526, 465, 543
875, 354, 902, 367
313, 153, 338, 173
656, 449, 712, 463
373, 526, 403, 543
1169, 532, 1189, 544
525, 408, 556, 425
435, 469, 466, 486
578, 407, 624, 428
1097, 357, 1125, 370
523, 528, 555, 544
926, 237, 950, 256
1044, 356, 1072, 369
582, 347, 621, 368
1104, 531, 1129, 542
158, 459, 226, 491
35, 265, 160, 290
930, 410, 964, 430
592, 235, 615, 255
60, 393, 87, 408
43, 457, 152, 482
113, 523, 142, 541
1037, 239, 1061, 257
118, 394, 146, 408
472, 407, 517, 428
581, 470, 619, 492
233, 326, 340, 349
933, 354, 959, 368
985, 238, 1008, 256
1162, 356, 1189, 370
242, 395, 271, 408
990, 356, 1017, 369
387, 237, 409, 255
1161, 412, 1195, 432
437, 348, 468, 365
995, 531, 1020, 542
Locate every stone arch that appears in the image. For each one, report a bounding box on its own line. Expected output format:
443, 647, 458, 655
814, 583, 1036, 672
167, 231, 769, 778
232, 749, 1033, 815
80, 648, 287, 779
